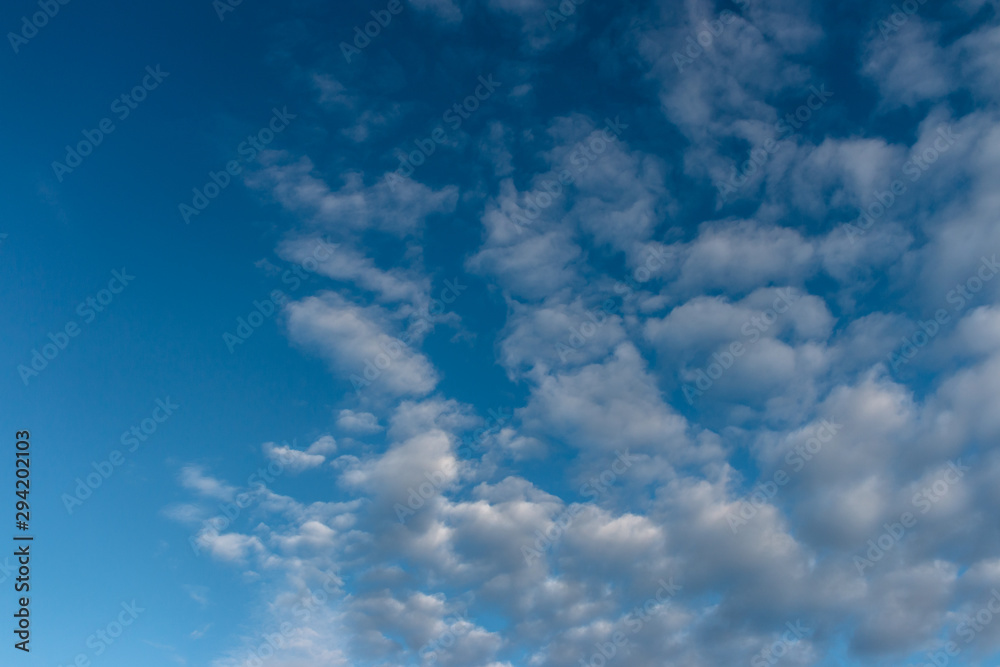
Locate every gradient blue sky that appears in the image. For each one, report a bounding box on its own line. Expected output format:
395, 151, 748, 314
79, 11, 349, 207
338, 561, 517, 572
3, 0, 1000, 665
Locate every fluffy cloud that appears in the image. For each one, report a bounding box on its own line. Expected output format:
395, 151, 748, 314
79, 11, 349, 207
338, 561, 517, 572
284, 292, 440, 398
248, 156, 458, 236
263, 436, 337, 473
170, 2, 1000, 666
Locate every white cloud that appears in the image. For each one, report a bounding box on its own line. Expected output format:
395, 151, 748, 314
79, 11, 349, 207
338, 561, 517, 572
248, 156, 458, 236
336, 409, 384, 434
263, 437, 336, 473
284, 292, 440, 398
278, 235, 430, 307
179, 466, 237, 502
168, 4, 1000, 666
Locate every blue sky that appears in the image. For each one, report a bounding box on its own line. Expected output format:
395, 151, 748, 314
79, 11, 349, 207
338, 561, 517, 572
3, 0, 1000, 665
